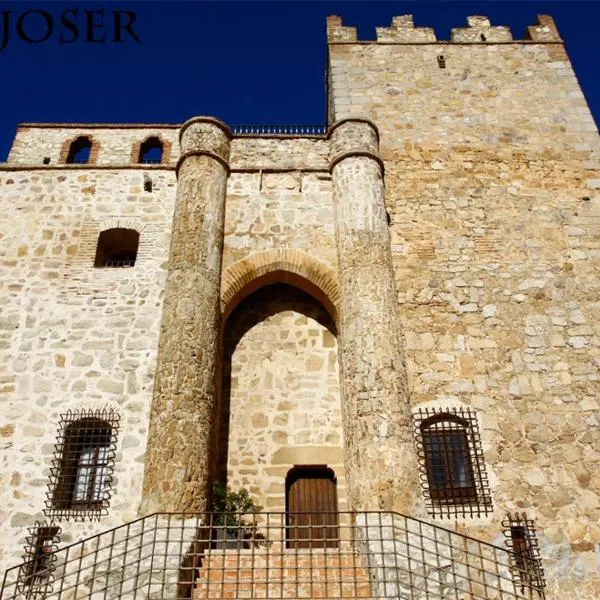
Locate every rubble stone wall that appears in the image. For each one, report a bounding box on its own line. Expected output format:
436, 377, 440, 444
0, 168, 175, 571
328, 15, 600, 599
223, 284, 346, 513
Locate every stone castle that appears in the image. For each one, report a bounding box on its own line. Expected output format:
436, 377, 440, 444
0, 13, 598, 600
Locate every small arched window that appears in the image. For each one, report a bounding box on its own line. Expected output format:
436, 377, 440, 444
66, 136, 92, 164
53, 419, 111, 509
420, 414, 475, 502
414, 407, 492, 518
138, 137, 163, 164
94, 228, 139, 267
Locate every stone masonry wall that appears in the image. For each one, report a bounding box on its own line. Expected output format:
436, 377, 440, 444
222, 284, 346, 514
0, 132, 335, 576
223, 169, 334, 270
6, 126, 180, 165
328, 15, 600, 599
6, 126, 328, 171
1, 12, 599, 598
0, 168, 175, 572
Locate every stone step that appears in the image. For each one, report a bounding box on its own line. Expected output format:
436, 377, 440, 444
193, 548, 373, 598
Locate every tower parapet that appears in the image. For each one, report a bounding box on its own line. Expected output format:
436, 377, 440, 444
328, 14, 563, 44
376, 15, 436, 43
450, 16, 513, 43
525, 14, 562, 42
326, 15, 356, 43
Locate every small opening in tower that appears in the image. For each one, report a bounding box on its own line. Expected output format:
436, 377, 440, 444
138, 137, 164, 164
94, 228, 139, 268
66, 136, 92, 164
144, 174, 153, 193
386, 211, 392, 225
437, 55, 446, 69
43, 157, 51, 165
480, 33, 487, 41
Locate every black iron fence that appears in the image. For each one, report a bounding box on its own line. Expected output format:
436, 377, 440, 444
1, 511, 545, 600
231, 125, 326, 136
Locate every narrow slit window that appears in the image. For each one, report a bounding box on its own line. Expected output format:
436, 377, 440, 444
503, 512, 546, 597
66, 136, 92, 164
18, 523, 61, 595
94, 227, 139, 268
144, 174, 153, 193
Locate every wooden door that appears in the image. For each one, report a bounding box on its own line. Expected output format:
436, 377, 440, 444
286, 467, 339, 548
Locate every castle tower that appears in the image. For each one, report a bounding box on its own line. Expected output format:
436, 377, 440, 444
0, 11, 598, 600
142, 117, 231, 513
329, 118, 420, 513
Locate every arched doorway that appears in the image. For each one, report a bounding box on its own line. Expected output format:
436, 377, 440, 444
217, 282, 346, 523
286, 466, 339, 549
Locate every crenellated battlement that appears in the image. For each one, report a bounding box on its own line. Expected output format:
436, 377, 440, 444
451, 16, 513, 43
327, 14, 562, 44
375, 15, 436, 43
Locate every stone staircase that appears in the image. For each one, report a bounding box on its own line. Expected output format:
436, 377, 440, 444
193, 548, 373, 598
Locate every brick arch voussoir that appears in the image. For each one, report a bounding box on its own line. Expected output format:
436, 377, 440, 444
221, 250, 340, 324
96, 218, 147, 234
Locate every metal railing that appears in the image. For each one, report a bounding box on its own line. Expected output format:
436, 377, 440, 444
231, 125, 326, 136
1, 511, 546, 599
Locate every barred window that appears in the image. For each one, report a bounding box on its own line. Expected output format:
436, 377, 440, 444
45, 409, 120, 521
413, 407, 492, 518
18, 522, 61, 597
94, 227, 139, 268
66, 136, 92, 164
503, 513, 546, 596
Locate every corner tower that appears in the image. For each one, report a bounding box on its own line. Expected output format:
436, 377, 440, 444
143, 117, 231, 513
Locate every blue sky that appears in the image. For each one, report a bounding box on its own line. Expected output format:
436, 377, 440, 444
0, 1, 599, 161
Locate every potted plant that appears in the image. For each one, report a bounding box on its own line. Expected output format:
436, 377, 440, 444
210, 482, 265, 549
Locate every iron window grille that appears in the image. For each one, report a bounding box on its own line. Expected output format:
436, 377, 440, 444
45, 408, 120, 521
413, 407, 493, 518
17, 521, 61, 598
503, 512, 546, 598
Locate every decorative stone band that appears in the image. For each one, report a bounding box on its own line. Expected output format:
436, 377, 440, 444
327, 117, 380, 143
175, 150, 231, 176
328, 150, 385, 175
327, 118, 383, 174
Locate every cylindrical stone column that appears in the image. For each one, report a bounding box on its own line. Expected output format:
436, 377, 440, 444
142, 116, 231, 514
329, 118, 420, 514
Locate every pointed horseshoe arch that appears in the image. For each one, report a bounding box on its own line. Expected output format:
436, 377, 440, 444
220, 249, 340, 322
